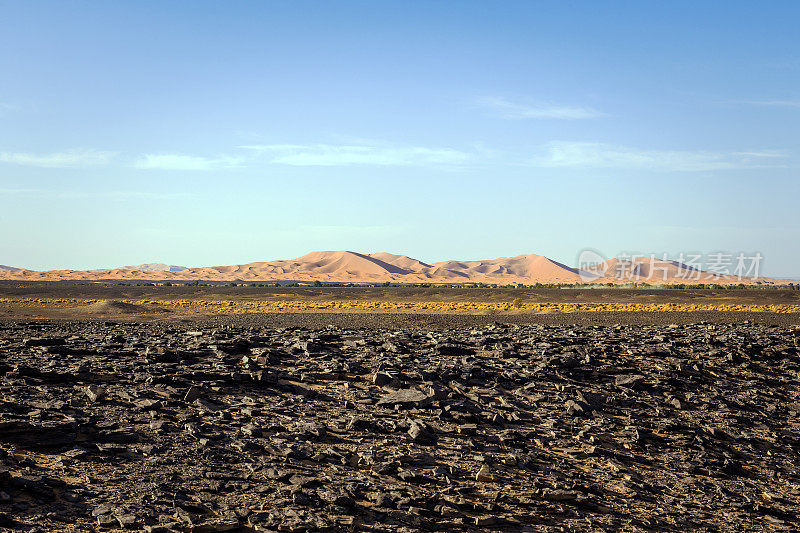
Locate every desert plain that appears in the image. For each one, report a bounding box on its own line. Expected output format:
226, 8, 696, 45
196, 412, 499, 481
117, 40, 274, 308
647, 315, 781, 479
5, 0, 799, 530
1, 283, 800, 532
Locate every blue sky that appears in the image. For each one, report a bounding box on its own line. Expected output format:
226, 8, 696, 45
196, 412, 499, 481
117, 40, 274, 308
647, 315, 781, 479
1, 1, 798, 276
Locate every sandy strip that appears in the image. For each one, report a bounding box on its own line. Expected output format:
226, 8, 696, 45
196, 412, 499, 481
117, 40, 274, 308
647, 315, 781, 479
2, 297, 800, 314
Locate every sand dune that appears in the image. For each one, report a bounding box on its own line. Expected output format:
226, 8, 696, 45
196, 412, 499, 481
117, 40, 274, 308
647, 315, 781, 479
290, 251, 412, 276
0, 251, 791, 285
589, 257, 757, 285
121, 263, 187, 272
369, 252, 433, 271
430, 254, 588, 282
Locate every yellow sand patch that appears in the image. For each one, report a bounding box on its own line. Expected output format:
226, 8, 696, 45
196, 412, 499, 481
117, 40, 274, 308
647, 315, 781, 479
1, 297, 799, 314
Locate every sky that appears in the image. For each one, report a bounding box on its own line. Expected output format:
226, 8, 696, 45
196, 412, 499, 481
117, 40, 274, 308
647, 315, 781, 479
1, 1, 798, 276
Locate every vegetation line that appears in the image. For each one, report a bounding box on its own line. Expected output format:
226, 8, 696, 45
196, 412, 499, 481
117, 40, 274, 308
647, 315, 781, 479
2, 298, 800, 314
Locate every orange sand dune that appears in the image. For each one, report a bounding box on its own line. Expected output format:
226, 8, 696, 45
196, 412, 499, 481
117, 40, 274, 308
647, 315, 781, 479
0, 251, 793, 285
588, 257, 776, 285
430, 254, 586, 282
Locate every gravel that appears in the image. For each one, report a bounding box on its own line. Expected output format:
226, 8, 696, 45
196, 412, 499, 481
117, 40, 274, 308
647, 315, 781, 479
0, 318, 799, 531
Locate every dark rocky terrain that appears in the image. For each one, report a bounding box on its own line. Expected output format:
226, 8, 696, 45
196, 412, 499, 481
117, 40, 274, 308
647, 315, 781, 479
1, 319, 800, 531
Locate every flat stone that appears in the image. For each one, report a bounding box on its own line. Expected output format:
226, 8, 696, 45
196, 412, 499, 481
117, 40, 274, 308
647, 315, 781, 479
376, 388, 430, 408
85, 385, 106, 402
476, 465, 493, 482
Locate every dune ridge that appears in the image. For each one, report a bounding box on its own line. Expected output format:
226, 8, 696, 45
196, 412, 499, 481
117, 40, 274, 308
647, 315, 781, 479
121, 263, 188, 272
0, 251, 791, 285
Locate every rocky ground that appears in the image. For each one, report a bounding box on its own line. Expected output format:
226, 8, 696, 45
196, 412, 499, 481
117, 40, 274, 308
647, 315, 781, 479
1, 319, 800, 532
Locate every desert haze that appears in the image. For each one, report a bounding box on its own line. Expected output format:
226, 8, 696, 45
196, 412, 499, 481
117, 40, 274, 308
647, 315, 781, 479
0, 250, 789, 285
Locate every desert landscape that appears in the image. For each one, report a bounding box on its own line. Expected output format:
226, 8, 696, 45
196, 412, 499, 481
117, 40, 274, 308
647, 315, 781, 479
4, 2, 800, 532
1, 283, 800, 531
3, 261, 800, 529
2, 302, 800, 532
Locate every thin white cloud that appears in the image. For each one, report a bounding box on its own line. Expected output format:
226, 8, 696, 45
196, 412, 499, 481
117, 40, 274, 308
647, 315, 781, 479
0, 188, 188, 200
476, 96, 606, 120
134, 154, 244, 171
734, 150, 786, 158
734, 99, 800, 108
534, 142, 786, 172
0, 149, 116, 168
241, 144, 470, 166
0, 188, 41, 195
